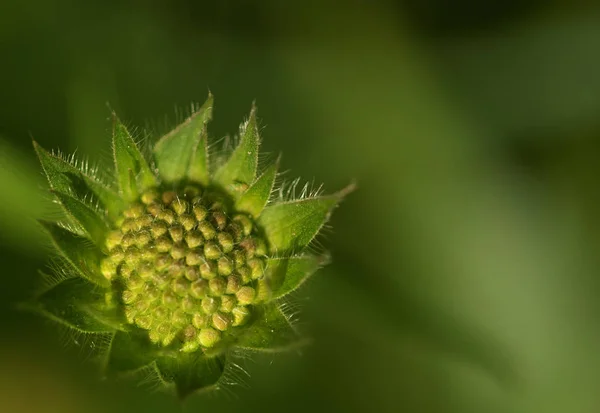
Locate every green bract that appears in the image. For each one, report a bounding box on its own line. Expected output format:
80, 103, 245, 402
27, 95, 351, 399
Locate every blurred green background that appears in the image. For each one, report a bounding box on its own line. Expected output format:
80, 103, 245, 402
2, 1, 600, 412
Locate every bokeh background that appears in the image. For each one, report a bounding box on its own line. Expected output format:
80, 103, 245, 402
2, 1, 600, 412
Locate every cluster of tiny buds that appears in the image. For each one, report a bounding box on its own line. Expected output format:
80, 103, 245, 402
100, 186, 268, 353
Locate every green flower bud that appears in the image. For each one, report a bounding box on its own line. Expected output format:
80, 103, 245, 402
28, 95, 352, 399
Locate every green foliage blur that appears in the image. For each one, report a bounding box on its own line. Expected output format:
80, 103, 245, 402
2, 1, 600, 412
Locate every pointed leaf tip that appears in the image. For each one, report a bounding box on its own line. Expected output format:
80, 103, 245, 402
33, 141, 125, 220
259, 195, 339, 255
154, 94, 214, 184
235, 158, 279, 218
112, 114, 156, 201
214, 104, 260, 195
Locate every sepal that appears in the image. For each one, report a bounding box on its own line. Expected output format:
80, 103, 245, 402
23, 277, 115, 333
38, 221, 109, 287
235, 159, 278, 218
155, 353, 226, 399
33, 141, 125, 220
52, 191, 108, 246
112, 114, 157, 201
214, 104, 260, 195
153, 94, 213, 184
262, 254, 330, 300
104, 330, 159, 375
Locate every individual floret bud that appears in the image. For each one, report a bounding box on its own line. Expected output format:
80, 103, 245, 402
172, 309, 188, 326
181, 326, 199, 353
148, 329, 161, 344
155, 236, 172, 253
134, 231, 152, 248
106, 231, 123, 250
146, 286, 161, 301
185, 230, 203, 249
128, 275, 145, 291
193, 205, 208, 222
212, 312, 231, 331
157, 324, 176, 346
255, 238, 268, 257
248, 258, 265, 280
237, 266, 252, 284
110, 248, 125, 263
227, 221, 243, 242
182, 340, 200, 353
236, 286, 256, 305
136, 215, 153, 229
220, 295, 237, 312
190, 279, 208, 299
232, 250, 246, 268
124, 246, 141, 266
155, 254, 173, 270
171, 199, 188, 215
161, 191, 177, 205
198, 221, 216, 240
124, 203, 144, 219
226, 275, 242, 294
172, 278, 189, 296
121, 218, 137, 233
217, 256, 233, 276
139, 247, 157, 262
137, 262, 154, 279
184, 267, 199, 282
151, 221, 168, 238
212, 211, 227, 230
135, 315, 153, 330
122, 290, 137, 304
186, 251, 203, 266
232, 214, 253, 236
202, 297, 219, 314
147, 203, 162, 217
168, 225, 184, 243
152, 272, 170, 290
231, 306, 251, 326
208, 278, 226, 296
204, 242, 221, 260
217, 232, 234, 253
101, 258, 118, 280
121, 232, 135, 248
170, 260, 185, 278
199, 260, 217, 279
198, 327, 221, 348
180, 214, 196, 231
162, 291, 178, 309
158, 209, 175, 224
182, 296, 198, 313
119, 261, 135, 279
170, 244, 186, 259
141, 189, 159, 205
125, 307, 137, 324
193, 313, 208, 329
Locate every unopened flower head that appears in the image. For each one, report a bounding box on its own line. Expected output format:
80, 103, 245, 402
27, 94, 352, 399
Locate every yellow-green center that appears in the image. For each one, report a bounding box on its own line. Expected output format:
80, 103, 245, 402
100, 186, 267, 353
